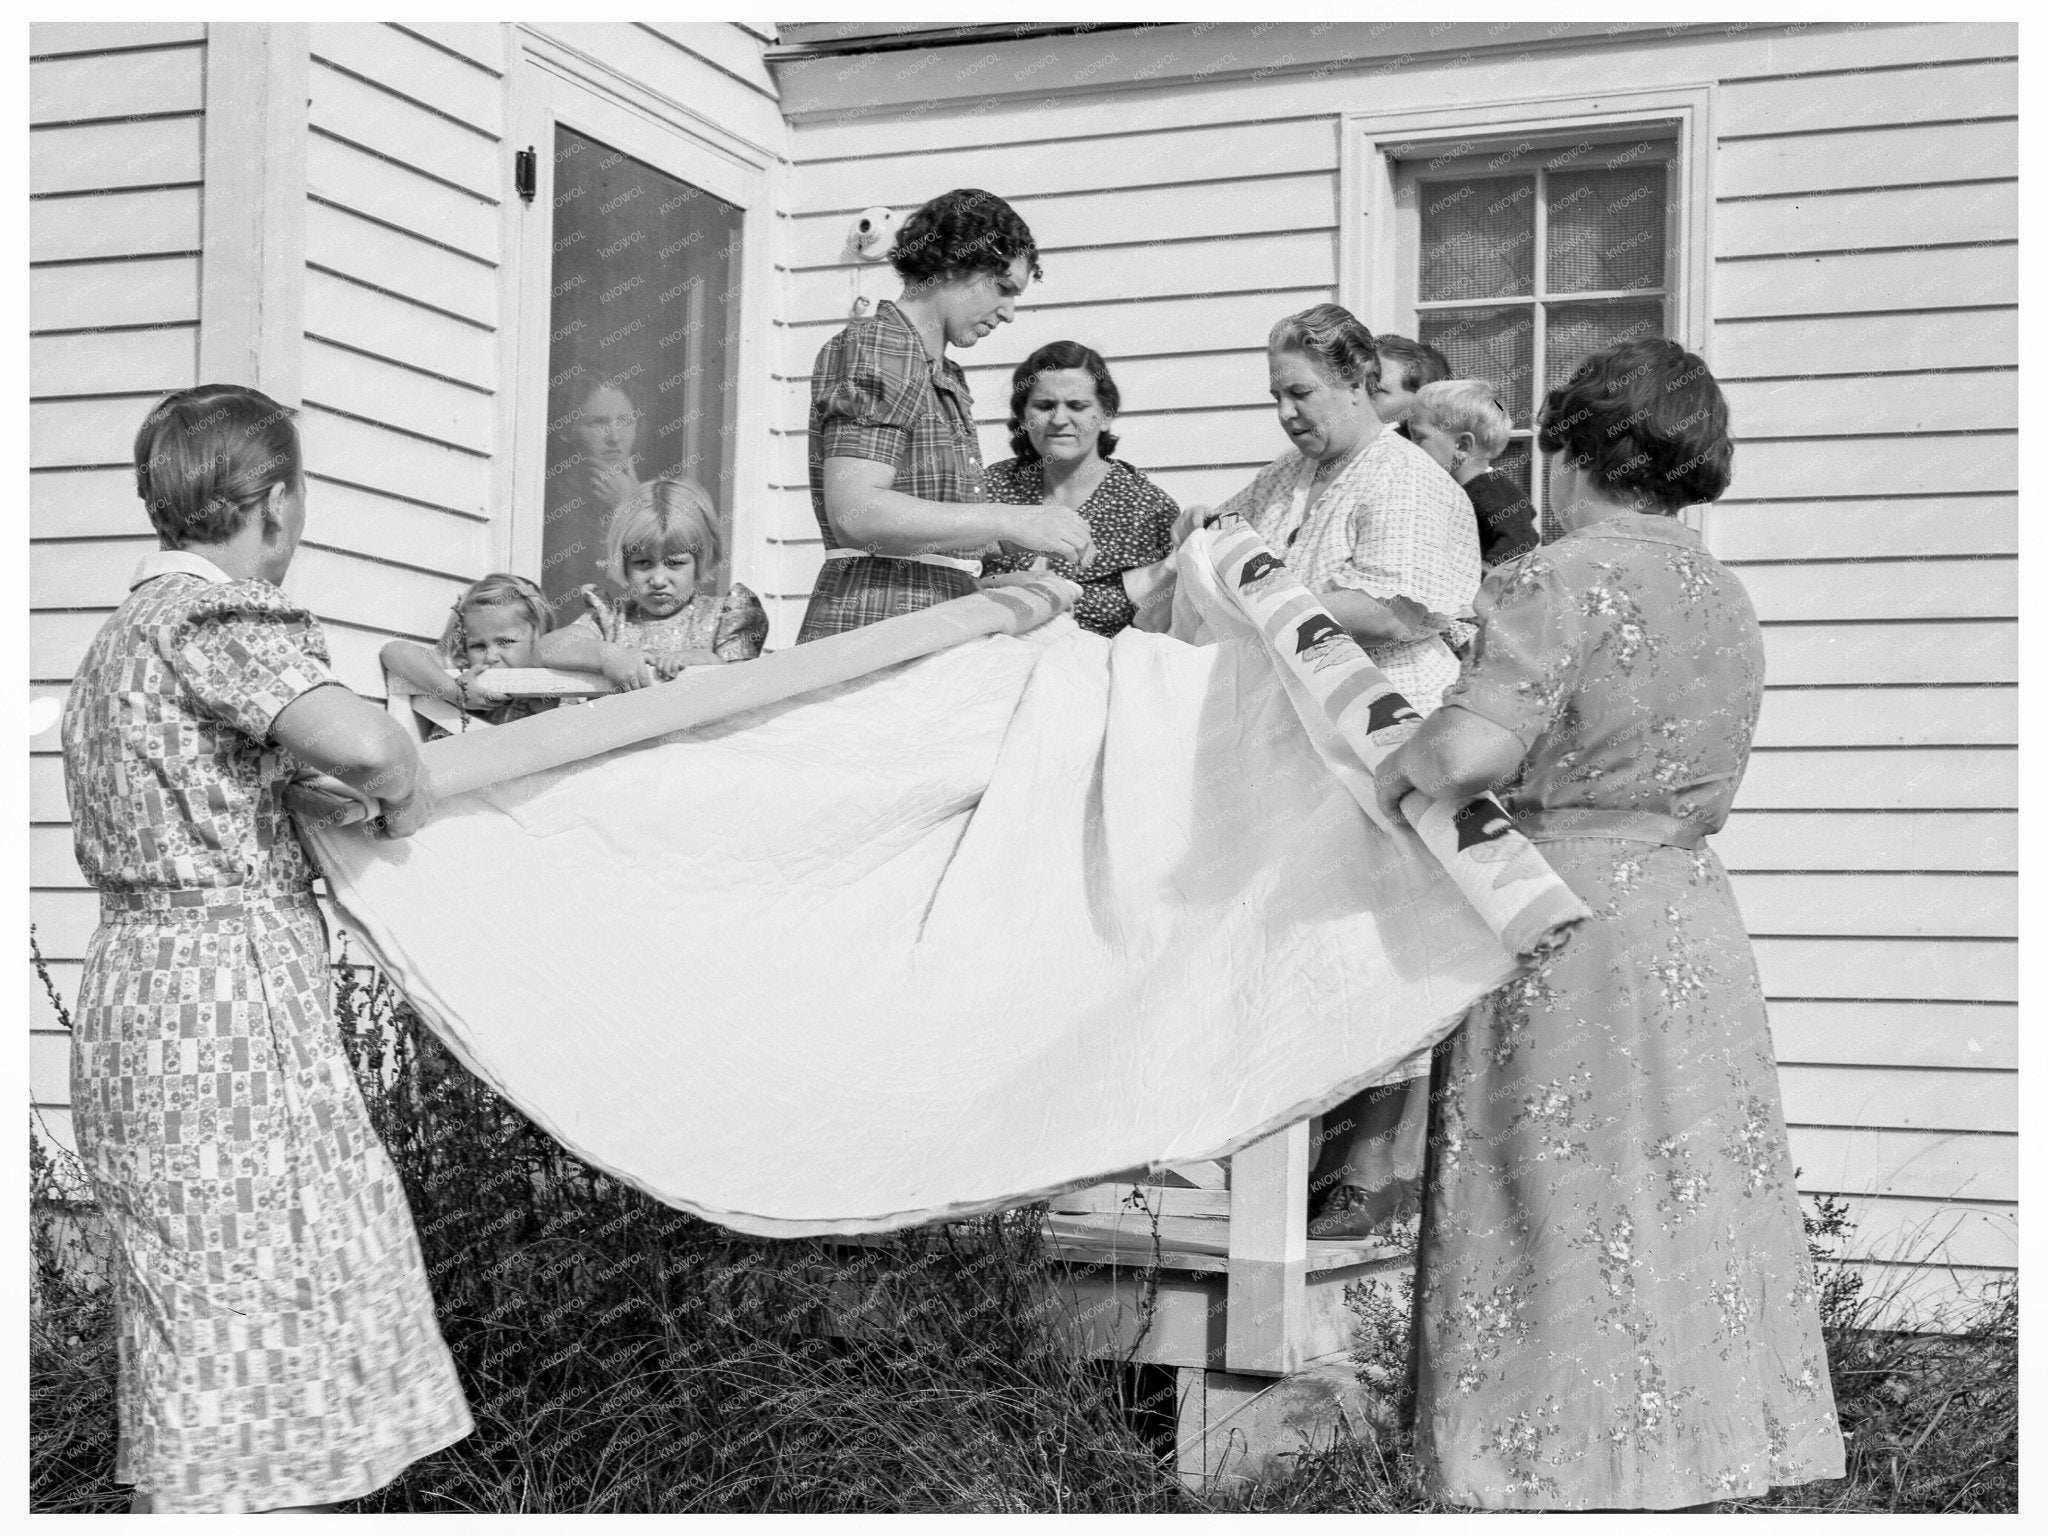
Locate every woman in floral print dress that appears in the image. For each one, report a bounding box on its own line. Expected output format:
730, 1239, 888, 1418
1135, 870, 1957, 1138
60, 386, 471, 1512
1374, 340, 1845, 1510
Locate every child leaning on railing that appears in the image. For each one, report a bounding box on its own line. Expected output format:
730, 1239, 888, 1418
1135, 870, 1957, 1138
380, 572, 575, 732
537, 475, 768, 690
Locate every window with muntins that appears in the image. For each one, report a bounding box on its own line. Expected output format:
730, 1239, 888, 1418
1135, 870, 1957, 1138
1397, 137, 1679, 537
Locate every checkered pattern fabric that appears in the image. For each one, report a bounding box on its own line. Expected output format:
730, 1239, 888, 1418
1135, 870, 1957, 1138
1219, 429, 1482, 711
798, 301, 989, 642
60, 563, 471, 1511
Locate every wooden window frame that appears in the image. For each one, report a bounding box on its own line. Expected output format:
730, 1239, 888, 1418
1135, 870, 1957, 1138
1340, 86, 1714, 525
501, 28, 779, 598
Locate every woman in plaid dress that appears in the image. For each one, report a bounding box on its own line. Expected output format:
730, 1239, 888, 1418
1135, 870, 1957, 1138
1181, 302, 1483, 1243
797, 188, 1097, 643
60, 386, 471, 1511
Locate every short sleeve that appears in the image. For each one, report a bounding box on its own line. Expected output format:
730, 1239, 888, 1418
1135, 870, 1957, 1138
1130, 473, 1180, 566
713, 583, 770, 661
814, 326, 920, 468
570, 584, 621, 641
173, 582, 339, 743
1323, 457, 1480, 619
1437, 554, 1581, 749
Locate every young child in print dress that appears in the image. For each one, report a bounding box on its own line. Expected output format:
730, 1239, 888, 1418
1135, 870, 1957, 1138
380, 572, 565, 731
539, 475, 768, 688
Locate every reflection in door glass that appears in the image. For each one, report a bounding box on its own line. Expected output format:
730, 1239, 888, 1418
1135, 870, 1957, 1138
543, 125, 744, 618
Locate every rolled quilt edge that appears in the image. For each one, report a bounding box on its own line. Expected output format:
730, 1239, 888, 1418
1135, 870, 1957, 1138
1192, 523, 1593, 969
1497, 883, 1591, 965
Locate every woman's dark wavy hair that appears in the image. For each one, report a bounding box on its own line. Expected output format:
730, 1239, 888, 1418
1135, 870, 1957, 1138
1536, 337, 1732, 512
1267, 303, 1380, 390
1005, 341, 1121, 461
133, 384, 303, 547
890, 188, 1042, 288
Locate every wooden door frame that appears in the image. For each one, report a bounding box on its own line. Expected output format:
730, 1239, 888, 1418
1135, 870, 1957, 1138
499, 27, 781, 600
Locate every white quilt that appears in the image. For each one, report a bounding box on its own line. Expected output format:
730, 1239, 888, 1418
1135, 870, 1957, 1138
311, 559, 1523, 1236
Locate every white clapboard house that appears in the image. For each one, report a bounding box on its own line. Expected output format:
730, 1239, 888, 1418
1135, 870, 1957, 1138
30, 21, 2015, 1334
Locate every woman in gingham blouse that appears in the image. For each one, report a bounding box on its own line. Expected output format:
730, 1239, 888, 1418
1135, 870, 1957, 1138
797, 189, 1096, 643
1182, 302, 1481, 1246
60, 387, 470, 1511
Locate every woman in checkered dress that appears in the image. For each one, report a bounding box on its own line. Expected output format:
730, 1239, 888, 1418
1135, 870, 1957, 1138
59, 387, 471, 1511
797, 188, 1097, 643
1180, 302, 1483, 1244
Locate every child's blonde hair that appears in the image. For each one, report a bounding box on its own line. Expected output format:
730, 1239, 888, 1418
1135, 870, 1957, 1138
438, 572, 554, 665
1411, 379, 1513, 461
601, 476, 724, 586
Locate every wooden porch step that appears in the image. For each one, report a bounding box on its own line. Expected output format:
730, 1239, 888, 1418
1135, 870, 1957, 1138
1043, 1209, 1405, 1276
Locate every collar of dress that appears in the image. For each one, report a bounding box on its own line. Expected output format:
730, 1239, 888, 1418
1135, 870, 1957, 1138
131, 549, 233, 589
873, 300, 970, 400
1014, 456, 1122, 502
1572, 511, 1706, 551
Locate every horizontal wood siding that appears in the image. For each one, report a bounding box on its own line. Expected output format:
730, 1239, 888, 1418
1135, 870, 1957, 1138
300, 23, 501, 679
28, 24, 210, 1139
775, 22, 2016, 1318
1705, 39, 2018, 1320
27, 23, 797, 1154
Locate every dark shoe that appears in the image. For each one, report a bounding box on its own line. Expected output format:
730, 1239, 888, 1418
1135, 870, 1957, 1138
1308, 1180, 1417, 1241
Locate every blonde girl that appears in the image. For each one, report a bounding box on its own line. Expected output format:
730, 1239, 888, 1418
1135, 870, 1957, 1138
538, 475, 768, 688
380, 572, 563, 726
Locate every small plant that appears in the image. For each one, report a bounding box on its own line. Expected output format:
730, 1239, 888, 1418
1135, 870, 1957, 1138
29, 931, 126, 1513
1729, 1186, 2019, 1513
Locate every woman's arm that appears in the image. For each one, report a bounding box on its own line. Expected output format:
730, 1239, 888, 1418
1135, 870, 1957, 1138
1322, 589, 1439, 646
1373, 706, 1527, 825
824, 458, 1093, 564
271, 684, 434, 835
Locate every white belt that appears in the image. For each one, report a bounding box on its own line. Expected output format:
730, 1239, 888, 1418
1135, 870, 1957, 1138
822, 547, 983, 577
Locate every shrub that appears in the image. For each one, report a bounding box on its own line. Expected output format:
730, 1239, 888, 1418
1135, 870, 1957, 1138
29, 941, 1191, 1514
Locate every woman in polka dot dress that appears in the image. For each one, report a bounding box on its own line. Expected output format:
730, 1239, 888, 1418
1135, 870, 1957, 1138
979, 341, 1181, 637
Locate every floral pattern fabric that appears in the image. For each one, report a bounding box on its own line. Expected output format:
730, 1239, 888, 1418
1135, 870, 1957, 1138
1218, 428, 1480, 711
979, 457, 1180, 636
60, 556, 472, 1511
1414, 514, 1844, 1509
567, 581, 769, 673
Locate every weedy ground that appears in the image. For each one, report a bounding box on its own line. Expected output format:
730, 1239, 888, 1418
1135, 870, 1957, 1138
29, 939, 2016, 1513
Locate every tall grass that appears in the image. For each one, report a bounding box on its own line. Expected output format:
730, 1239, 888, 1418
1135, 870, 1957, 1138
28, 934, 2017, 1512
30, 941, 1193, 1513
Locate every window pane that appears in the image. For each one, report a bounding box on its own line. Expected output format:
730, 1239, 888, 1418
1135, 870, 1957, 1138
1417, 174, 1535, 302
1419, 305, 1536, 427
1544, 297, 1666, 391
1545, 161, 1668, 295
543, 126, 745, 617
